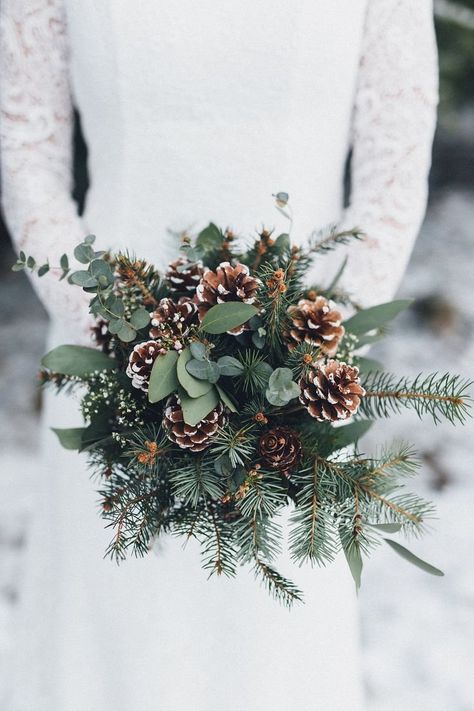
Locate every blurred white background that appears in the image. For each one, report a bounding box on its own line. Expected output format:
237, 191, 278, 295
1, 3, 473, 708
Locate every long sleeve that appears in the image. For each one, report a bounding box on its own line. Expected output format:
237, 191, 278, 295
0, 0, 92, 342
339, 0, 438, 307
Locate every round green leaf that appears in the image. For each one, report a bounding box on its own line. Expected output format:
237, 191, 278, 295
217, 356, 244, 377
70, 270, 99, 288
117, 323, 137, 342
130, 308, 151, 329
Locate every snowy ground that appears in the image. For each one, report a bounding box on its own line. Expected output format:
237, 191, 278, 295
0, 190, 473, 709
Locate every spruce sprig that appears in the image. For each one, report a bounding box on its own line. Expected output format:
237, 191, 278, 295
360, 371, 472, 424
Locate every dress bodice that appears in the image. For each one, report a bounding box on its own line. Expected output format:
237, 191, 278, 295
65, 0, 368, 267
1, 0, 438, 341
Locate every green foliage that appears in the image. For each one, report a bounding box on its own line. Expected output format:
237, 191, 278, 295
148, 351, 179, 403
360, 371, 472, 424
18, 208, 470, 605
343, 299, 413, 335
42, 345, 117, 376
200, 302, 259, 334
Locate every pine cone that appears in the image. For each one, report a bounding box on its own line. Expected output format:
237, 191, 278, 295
149, 297, 197, 347
163, 395, 226, 451
91, 319, 113, 354
195, 261, 260, 334
299, 360, 365, 422
286, 297, 344, 356
258, 427, 302, 473
166, 257, 204, 294
126, 340, 165, 391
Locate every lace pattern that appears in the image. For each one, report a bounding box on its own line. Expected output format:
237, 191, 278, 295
0, 0, 438, 326
340, 0, 438, 306
0, 0, 92, 343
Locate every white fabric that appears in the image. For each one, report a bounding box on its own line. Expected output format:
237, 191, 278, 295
0, 1, 438, 709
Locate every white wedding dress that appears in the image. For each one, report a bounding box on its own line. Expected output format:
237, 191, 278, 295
0, 1, 437, 709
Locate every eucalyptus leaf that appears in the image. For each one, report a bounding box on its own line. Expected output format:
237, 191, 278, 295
74, 242, 95, 264
179, 387, 219, 427
89, 259, 114, 283
51, 427, 86, 450
195, 222, 222, 251
343, 543, 363, 592
201, 302, 259, 335
384, 539, 444, 576
344, 299, 413, 336
105, 295, 125, 318
69, 270, 99, 288
215, 384, 238, 413
26, 256, 36, 269
37, 263, 50, 277
328, 419, 373, 452
252, 332, 266, 349
19, 251, 26, 262
186, 359, 212, 381
12, 262, 25, 272
60, 254, 69, 270
190, 342, 208, 361
207, 361, 221, 384
130, 308, 151, 329
217, 356, 244, 377
117, 323, 137, 342
368, 523, 402, 533
41, 345, 117, 376
274, 232, 290, 252
177, 347, 213, 398
84, 234, 96, 245
108, 318, 124, 335
148, 351, 179, 403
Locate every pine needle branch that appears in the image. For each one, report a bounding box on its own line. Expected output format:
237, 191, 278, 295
360, 372, 472, 424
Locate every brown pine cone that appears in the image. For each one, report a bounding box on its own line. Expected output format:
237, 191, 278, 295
286, 297, 344, 356
91, 319, 113, 354
163, 395, 226, 452
299, 360, 365, 422
126, 340, 165, 391
195, 261, 260, 334
149, 297, 197, 347
258, 427, 302, 473
166, 257, 204, 294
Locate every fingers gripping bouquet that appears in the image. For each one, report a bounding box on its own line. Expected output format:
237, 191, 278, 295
14, 195, 471, 606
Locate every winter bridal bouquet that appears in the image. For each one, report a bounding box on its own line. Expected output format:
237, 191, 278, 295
13, 194, 471, 606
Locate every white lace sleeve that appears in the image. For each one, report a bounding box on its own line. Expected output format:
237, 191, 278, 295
0, 0, 93, 343
339, 0, 438, 307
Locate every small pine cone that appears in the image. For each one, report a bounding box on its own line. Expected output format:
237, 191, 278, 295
299, 360, 365, 422
91, 319, 113, 354
166, 257, 204, 293
163, 395, 226, 452
258, 427, 302, 473
286, 297, 344, 356
149, 297, 197, 347
195, 261, 260, 334
126, 340, 165, 391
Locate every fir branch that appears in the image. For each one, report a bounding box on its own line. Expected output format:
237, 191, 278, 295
360, 372, 472, 424
253, 558, 304, 607
200, 501, 237, 577
305, 225, 364, 255
210, 425, 257, 467
168, 457, 224, 507
288, 461, 338, 565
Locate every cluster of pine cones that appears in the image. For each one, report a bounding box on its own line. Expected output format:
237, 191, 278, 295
123, 253, 364, 453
